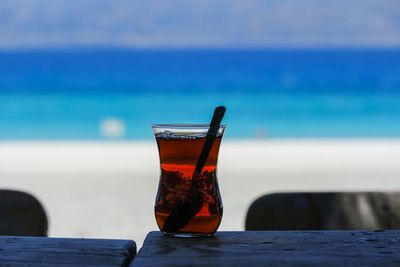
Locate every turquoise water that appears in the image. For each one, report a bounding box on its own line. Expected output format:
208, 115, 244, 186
0, 49, 399, 139
0, 93, 399, 139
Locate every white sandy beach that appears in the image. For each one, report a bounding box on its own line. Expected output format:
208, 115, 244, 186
1, 139, 400, 246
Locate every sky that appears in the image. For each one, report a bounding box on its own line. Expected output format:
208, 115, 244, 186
0, 0, 400, 49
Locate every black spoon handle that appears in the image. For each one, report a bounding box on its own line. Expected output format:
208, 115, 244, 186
193, 106, 226, 176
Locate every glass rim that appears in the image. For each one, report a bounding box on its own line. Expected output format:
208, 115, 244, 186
152, 123, 226, 129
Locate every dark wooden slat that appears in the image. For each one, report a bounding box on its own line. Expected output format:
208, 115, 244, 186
0, 236, 136, 266
132, 230, 400, 267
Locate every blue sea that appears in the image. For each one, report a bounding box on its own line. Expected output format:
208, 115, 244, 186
0, 49, 399, 139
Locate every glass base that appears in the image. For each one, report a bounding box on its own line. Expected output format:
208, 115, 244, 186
162, 232, 215, 238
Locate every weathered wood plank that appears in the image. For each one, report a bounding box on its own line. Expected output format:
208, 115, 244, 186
0, 236, 136, 266
132, 230, 400, 267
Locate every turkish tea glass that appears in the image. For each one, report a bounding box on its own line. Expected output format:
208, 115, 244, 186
152, 124, 225, 237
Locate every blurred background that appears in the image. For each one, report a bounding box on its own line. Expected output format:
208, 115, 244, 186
0, 0, 400, 245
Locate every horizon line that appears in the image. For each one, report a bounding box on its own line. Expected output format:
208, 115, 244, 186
1, 45, 400, 53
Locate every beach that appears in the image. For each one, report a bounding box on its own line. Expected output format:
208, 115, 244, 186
1, 139, 400, 246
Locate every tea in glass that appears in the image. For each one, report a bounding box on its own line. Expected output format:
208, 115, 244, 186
152, 124, 225, 237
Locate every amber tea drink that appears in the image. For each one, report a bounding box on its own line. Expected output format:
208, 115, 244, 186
152, 123, 225, 237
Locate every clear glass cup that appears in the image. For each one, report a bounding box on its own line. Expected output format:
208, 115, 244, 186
152, 124, 225, 237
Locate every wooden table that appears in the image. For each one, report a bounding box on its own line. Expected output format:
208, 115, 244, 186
0, 236, 136, 266
132, 230, 400, 266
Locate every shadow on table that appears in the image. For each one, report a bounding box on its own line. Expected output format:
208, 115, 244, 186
245, 192, 400, 230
